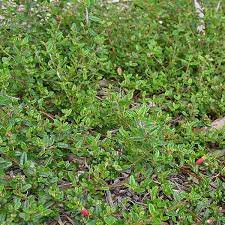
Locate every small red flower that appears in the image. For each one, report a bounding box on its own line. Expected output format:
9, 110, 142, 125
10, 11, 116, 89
196, 157, 205, 165
81, 208, 89, 217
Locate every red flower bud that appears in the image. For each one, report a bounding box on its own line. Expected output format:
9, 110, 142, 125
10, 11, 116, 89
196, 157, 205, 165
81, 208, 89, 217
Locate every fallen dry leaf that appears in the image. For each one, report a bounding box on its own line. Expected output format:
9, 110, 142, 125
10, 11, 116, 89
210, 117, 225, 130
58, 181, 73, 190
117, 67, 122, 75
193, 116, 225, 132
148, 101, 157, 108
99, 79, 109, 88
206, 218, 215, 224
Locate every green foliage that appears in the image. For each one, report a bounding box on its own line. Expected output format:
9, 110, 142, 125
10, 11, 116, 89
0, 0, 225, 224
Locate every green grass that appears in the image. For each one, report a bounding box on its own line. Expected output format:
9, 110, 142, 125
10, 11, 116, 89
0, 0, 225, 224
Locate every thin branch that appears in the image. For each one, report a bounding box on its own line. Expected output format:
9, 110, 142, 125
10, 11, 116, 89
40, 111, 55, 121
107, 0, 120, 2
105, 190, 114, 207
106, 0, 131, 3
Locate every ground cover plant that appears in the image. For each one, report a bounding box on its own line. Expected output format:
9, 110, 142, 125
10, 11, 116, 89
0, 0, 225, 224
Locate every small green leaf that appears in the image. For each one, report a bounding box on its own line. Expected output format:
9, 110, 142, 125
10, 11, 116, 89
148, 203, 157, 215
57, 143, 69, 149
0, 95, 13, 106
129, 175, 137, 188
20, 152, 28, 166
104, 216, 117, 225
21, 184, 32, 193
0, 157, 12, 169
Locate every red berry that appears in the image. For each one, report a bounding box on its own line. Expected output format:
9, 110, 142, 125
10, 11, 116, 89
196, 157, 205, 165
81, 208, 89, 217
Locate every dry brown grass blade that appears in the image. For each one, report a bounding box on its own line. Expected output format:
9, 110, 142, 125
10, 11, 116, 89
64, 215, 75, 225
57, 217, 64, 225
